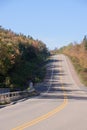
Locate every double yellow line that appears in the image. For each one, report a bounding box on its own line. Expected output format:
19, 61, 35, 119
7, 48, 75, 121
12, 57, 68, 130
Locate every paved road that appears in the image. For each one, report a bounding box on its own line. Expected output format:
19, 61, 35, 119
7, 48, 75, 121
0, 54, 87, 130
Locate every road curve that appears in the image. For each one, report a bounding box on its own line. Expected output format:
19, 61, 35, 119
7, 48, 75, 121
0, 54, 87, 130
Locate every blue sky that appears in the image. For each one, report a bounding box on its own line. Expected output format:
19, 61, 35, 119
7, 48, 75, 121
0, 0, 87, 49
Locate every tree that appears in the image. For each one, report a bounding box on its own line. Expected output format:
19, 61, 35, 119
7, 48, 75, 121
83, 35, 87, 50
0, 26, 49, 90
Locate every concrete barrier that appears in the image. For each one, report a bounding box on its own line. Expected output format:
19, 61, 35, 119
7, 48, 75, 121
0, 91, 22, 104
0, 88, 38, 104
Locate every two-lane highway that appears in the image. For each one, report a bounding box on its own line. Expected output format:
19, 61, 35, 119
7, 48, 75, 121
0, 54, 87, 130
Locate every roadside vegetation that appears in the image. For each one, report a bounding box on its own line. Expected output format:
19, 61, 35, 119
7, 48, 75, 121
52, 36, 87, 86
0, 26, 49, 91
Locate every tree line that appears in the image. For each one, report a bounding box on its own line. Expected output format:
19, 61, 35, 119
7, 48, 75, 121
0, 26, 49, 90
54, 36, 87, 86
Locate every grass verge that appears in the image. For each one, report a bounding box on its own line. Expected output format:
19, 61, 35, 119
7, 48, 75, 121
68, 56, 87, 86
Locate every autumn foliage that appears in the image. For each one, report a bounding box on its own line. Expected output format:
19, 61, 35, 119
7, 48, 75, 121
58, 36, 87, 86
0, 26, 49, 90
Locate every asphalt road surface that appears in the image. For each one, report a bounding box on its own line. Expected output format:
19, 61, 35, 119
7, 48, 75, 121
0, 54, 87, 130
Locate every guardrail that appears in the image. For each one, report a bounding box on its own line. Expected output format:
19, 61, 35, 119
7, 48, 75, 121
0, 89, 36, 104
0, 91, 24, 104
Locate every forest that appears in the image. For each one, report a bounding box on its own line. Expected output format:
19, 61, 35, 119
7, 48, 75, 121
56, 36, 87, 86
0, 26, 49, 91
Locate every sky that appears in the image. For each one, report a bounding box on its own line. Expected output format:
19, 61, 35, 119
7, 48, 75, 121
0, 0, 87, 50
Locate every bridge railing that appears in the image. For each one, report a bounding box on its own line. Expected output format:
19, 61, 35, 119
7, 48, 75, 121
0, 91, 23, 104
0, 89, 36, 104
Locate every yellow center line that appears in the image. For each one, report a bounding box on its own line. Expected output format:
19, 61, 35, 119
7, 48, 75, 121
12, 57, 68, 130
